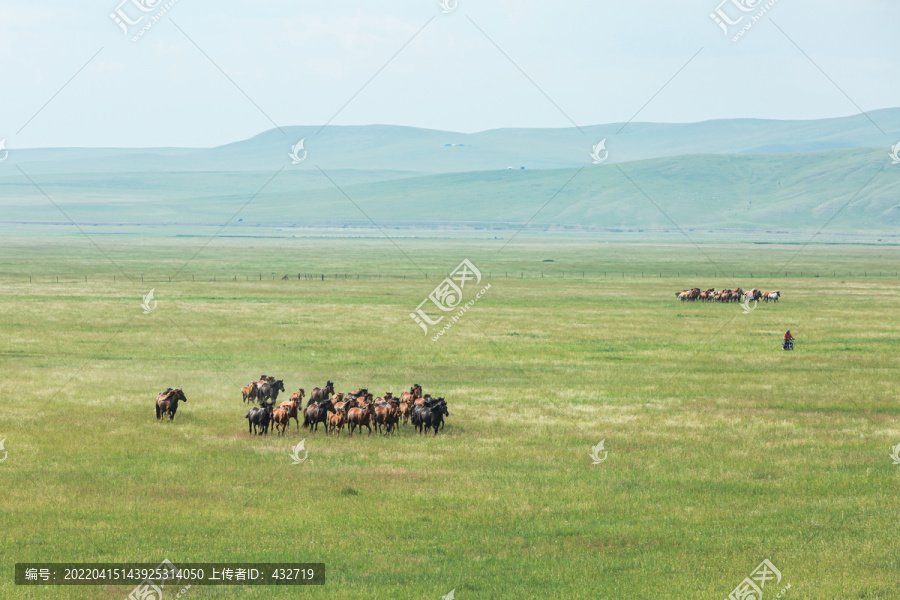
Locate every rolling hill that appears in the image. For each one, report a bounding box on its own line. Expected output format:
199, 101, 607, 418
1, 111, 898, 237
2, 109, 899, 175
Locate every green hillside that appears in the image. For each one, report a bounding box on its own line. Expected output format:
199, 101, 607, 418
1, 148, 897, 235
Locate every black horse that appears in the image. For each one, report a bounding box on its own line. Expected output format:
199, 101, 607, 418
256, 380, 285, 405
245, 403, 274, 435
303, 398, 335, 433
412, 398, 449, 436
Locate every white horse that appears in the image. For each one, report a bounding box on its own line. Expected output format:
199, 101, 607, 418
765, 291, 780, 303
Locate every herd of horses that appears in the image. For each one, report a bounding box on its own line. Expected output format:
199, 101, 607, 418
675, 287, 781, 303
241, 378, 449, 437
154, 380, 450, 437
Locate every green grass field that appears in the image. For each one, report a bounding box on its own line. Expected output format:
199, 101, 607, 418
1, 237, 898, 599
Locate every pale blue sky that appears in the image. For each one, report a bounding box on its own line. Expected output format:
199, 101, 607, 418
1, 0, 897, 148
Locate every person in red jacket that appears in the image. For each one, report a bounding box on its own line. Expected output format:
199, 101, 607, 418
783, 330, 794, 350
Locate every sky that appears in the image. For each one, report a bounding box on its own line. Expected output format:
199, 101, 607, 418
1, 0, 897, 148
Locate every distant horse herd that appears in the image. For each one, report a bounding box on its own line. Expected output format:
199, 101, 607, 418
675, 287, 781, 303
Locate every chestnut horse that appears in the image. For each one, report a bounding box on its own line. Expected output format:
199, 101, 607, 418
276, 390, 305, 433
272, 405, 291, 436
347, 400, 375, 436
241, 382, 258, 403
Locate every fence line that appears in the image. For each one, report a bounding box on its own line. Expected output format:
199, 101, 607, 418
5, 270, 899, 284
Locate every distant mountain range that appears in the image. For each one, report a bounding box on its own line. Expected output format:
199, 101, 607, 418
1, 110, 898, 235
4, 108, 900, 174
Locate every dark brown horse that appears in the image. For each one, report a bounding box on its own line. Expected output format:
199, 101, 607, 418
303, 398, 335, 433
308, 381, 335, 407
352, 393, 373, 409
256, 379, 285, 405
156, 388, 187, 421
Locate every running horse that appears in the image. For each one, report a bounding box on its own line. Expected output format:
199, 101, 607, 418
156, 388, 187, 421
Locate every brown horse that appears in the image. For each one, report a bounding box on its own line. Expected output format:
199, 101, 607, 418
156, 388, 187, 421
308, 381, 335, 407
272, 405, 291, 436
399, 399, 413, 425
277, 390, 305, 433
400, 384, 422, 405
328, 410, 346, 435
384, 404, 401, 434
354, 393, 373, 409
373, 396, 399, 435
241, 382, 258, 404
347, 400, 375, 436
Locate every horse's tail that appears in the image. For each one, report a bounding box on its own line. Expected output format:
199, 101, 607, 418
155, 401, 161, 420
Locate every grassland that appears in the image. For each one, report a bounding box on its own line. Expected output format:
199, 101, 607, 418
1, 237, 899, 599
